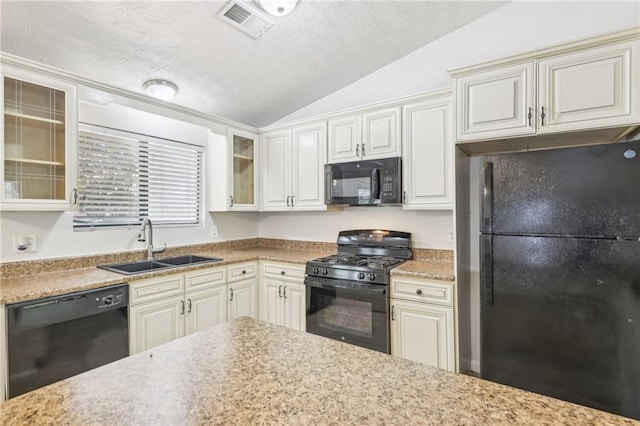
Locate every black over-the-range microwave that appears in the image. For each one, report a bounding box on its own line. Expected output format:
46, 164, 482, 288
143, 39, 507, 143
325, 157, 402, 206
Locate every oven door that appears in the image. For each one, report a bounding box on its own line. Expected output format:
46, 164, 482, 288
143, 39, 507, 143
305, 276, 390, 353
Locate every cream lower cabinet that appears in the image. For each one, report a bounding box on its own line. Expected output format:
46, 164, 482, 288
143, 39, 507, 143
390, 276, 455, 372
130, 262, 257, 354
259, 261, 306, 331
227, 261, 258, 320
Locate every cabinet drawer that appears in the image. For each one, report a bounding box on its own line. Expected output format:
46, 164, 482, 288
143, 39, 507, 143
185, 267, 226, 293
227, 261, 257, 282
262, 262, 305, 281
129, 274, 185, 305
391, 277, 453, 306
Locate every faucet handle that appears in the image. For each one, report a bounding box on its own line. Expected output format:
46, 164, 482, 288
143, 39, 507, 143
152, 243, 167, 254
137, 232, 146, 242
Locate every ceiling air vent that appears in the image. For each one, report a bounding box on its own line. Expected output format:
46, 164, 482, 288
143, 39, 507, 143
218, 0, 274, 39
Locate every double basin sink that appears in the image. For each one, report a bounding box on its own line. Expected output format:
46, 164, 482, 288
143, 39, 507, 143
98, 254, 223, 275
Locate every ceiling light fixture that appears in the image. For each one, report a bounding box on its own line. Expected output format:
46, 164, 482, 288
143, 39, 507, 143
257, 0, 299, 16
143, 79, 178, 102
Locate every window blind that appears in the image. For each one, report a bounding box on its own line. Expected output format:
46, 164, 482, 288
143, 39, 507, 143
74, 124, 203, 229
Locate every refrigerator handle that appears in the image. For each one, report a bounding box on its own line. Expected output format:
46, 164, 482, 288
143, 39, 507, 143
481, 161, 493, 234
481, 235, 494, 306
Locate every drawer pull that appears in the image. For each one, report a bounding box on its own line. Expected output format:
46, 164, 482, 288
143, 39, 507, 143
242, 270, 247, 275
416, 289, 423, 295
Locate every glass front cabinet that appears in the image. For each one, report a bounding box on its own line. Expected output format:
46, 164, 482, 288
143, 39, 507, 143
208, 127, 258, 212
1, 67, 77, 210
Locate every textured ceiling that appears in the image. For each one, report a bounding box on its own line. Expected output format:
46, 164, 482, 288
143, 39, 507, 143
1, 1, 505, 127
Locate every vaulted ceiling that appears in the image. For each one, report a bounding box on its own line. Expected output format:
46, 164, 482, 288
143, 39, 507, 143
1, 1, 505, 127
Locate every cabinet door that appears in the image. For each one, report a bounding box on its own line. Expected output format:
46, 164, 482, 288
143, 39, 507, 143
228, 278, 257, 320
229, 128, 259, 210
283, 283, 306, 332
402, 97, 453, 210
263, 278, 285, 327
327, 115, 361, 163
538, 40, 639, 133
2, 67, 78, 210
185, 285, 227, 335
391, 299, 455, 372
292, 122, 326, 210
129, 295, 185, 354
456, 62, 536, 142
262, 129, 291, 210
362, 107, 401, 159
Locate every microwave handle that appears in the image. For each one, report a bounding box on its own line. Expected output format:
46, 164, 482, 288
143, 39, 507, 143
325, 168, 332, 204
372, 169, 380, 200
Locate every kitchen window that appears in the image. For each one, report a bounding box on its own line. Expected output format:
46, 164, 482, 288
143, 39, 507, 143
73, 123, 203, 229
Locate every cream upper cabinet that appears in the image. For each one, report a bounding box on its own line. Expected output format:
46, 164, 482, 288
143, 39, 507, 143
455, 62, 536, 142
327, 115, 361, 163
291, 122, 326, 210
209, 128, 259, 212
402, 93, 453, 210
537, 39, 639, 133
1, 66, 78, 211
262, 129, 291, 210
453, 31, 640, 144
327, 107, 400, 163
262, 122, 326, 211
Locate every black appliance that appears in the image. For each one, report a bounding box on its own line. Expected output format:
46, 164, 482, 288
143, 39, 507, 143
480, 140, 640, 420
305, 230, 412, 353
7, 284, 129, 398
325, 157, 401, 206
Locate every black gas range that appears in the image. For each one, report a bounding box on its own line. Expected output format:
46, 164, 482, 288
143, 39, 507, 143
305, 230, 412, 353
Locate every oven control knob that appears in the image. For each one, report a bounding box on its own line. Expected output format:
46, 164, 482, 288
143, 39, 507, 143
322, 268, 328, 276
313, 267, 320, 274
358, 272, 365, 280
368, 273, 376, 281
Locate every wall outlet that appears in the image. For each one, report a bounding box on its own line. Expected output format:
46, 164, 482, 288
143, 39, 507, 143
13, 235, 37, 254
210, 226, 218, 238
448, 229, 455, 243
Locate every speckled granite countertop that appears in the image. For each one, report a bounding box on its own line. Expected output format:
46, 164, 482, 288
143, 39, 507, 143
0, 241, 454, 304
391, 259, 455, 281
0, 248, 332, 304
1, 317, 636, 425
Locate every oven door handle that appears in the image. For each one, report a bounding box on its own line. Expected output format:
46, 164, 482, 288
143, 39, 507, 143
304, 278, 387, 295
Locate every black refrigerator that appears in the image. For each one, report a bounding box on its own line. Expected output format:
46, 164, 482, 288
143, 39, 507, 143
480, 140, 640, 420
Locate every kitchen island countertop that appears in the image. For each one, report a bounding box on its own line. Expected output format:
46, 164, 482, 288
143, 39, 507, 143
1, 317, 636, 425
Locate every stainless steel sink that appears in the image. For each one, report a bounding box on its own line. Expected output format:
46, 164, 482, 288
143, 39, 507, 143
157, 255, 223, 266
98, 255, 223, 275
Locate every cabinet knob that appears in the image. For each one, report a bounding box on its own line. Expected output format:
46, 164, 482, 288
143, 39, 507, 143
281, 271, 285, 275
416, 289, 423, 295
242, 270, 246, 275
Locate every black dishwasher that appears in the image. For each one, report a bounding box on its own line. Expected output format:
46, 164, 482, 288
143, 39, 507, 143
7, 283, 129, 398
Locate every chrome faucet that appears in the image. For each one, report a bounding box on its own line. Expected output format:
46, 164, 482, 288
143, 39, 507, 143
137, 218, 166, 260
